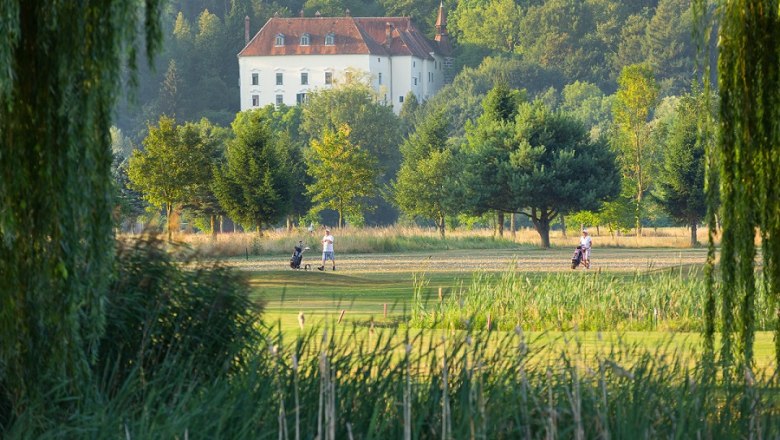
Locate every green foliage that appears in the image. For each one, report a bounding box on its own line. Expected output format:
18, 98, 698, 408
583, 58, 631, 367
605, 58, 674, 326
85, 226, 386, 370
462, 83, 526, 217
560, 81, 613, 139
306, 125, 378, 228
128, 116, 218, 240
612, 64, 659, 236
644, 0, 695, 96
697, 0, 780, 370
510, 102, 621, 247
301, 81, 401, 224
394, 109, 461, 237
421, 56, 562, 138
98, 235, 262, 394
0, 0, 163, 423
464, 87, 619, 247
213, 110, 293, 233
450, 0, 522, 52
654, 91, 710, 245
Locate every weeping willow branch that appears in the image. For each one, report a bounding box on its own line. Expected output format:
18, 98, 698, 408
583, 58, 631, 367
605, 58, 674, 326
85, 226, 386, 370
696, 0, 780, 370
0, 0, 163, 415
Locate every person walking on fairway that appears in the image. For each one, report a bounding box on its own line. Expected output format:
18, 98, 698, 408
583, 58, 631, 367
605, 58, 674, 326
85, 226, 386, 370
580, 229, 592, 269
318, 228, 336, 271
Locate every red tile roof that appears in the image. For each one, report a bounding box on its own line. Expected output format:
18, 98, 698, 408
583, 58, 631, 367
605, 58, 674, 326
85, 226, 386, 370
239, 16, 445, 60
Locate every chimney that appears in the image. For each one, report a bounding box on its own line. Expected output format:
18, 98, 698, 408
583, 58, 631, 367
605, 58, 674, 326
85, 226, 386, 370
315, 10, 321, 17
385, 22, 393, 47
345, 8, 351, 17
244, 16, 250, 45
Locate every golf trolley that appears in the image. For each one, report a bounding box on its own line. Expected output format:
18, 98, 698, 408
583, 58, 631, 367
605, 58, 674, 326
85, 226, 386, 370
290, 241, 311, 270
571, 245, 589, 269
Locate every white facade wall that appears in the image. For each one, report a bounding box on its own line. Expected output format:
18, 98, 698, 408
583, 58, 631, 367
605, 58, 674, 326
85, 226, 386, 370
239, 54, 369, 109
240, 52, 448, 114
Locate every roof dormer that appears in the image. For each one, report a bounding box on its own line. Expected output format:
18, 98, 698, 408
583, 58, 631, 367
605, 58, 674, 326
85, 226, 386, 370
300, 33, 311, 46
274, 33, 285, 46
325, 32, 335, 46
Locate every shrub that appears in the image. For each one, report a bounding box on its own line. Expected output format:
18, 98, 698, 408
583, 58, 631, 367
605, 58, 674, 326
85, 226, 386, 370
97, 235, 263, 393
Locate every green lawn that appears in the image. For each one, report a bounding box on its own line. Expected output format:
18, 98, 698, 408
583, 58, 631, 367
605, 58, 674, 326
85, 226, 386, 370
239, 247, 776, 369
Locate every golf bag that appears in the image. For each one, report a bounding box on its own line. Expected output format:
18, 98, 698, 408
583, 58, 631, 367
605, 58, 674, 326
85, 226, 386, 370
571, 245, 583, 269
290, 242, 310, 270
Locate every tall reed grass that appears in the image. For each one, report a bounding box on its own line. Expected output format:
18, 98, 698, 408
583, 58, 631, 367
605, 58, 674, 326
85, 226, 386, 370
9, 323, 779, 439
162, 226, 714, 258
411, 268, 775, 332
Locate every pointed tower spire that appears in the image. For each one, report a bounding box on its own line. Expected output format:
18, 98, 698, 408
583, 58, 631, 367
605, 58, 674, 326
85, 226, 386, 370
434, 2, 452, 56
435, 1, 447, 31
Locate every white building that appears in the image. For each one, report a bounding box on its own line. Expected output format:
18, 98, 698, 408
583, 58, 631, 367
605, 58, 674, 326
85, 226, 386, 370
237, 5, 452, 114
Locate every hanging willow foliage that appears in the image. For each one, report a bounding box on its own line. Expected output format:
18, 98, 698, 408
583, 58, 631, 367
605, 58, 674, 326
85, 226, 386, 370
695, 0, 780, 370
0, 0, 162, 414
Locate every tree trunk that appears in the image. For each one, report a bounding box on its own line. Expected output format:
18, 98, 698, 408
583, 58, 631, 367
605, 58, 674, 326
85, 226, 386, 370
497, 211, 504, 238
690, 221, 698, 247
219, 215, 224, 234
210, 215, 217, 239
560, 213, 567, 237
511, 213, 516, 239
536, 216, 551, 248
166, 203, 173, 242
530, 208, 552, 248
438, 214, 446, 239
287, 215, 292, 232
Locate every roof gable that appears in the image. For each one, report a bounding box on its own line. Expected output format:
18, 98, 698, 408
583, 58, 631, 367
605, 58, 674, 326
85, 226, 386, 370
239, 16, 442, 59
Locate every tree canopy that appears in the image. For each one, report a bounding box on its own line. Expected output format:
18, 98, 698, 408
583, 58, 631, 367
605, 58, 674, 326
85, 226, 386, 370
213, 110, 293, 233
510, 102, 620, 247
394, 109, 461, 237
306, 125, 379, 228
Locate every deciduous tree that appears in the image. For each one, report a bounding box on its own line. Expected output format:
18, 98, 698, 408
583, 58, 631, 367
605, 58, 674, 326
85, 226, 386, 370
306, 125, 378, 229
612, 64, 659, 236
394, 109, 461, 238
128, 116, 214, 241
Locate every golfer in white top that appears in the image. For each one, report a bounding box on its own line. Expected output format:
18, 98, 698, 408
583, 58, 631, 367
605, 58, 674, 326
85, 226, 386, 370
579, 229, 592, 269
318, 229, 336, 271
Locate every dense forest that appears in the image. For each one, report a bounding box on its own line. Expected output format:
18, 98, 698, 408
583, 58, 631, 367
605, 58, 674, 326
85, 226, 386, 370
114, 0, 712, 238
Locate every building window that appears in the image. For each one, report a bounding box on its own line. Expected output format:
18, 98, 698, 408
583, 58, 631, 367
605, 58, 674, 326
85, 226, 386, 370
325, 33, 335, 45
296, 93, 307, 104
399, 95, 404, 103
276, 72, 283, 85
251, 73, 259, 85
275, 33, 285, 46
252, 95, 259, 107
301, 72, 308, 85
300, 33, 310, 46
413, 77, 417, 86
276, 94, 283, 105
325, 71, 333, 85
378, 72, 382, 85
413, 61, 416, 67
378, 57, 381, 62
